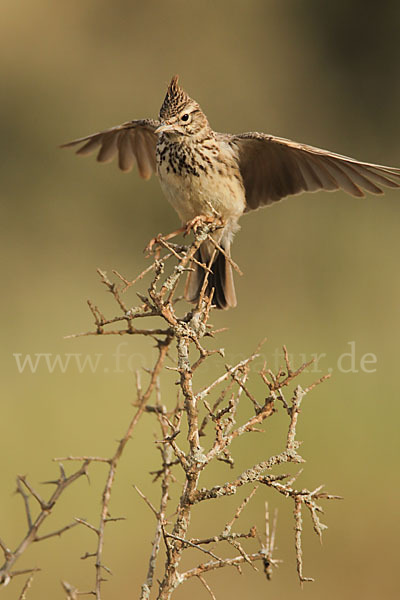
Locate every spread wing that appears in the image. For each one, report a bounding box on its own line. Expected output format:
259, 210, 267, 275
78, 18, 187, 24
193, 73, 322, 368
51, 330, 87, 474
61, 119, 160, 179
233, 132, 400, 211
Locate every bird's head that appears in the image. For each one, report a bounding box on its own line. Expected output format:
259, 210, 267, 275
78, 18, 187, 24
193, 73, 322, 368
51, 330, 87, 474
155, 75, 211, 140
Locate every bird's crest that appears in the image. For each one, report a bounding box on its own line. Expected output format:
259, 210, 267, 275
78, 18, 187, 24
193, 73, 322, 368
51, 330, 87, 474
159, 75, 191, 120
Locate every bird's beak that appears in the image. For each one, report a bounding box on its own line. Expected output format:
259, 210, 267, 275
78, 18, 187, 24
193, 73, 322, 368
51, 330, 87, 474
154, 122, 177, 135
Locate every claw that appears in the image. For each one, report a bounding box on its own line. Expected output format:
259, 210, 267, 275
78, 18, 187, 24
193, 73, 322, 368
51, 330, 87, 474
184, 215, 220, 236
144, 216, 224, 256
144, 225, 187, 256
144, 234, 163, 255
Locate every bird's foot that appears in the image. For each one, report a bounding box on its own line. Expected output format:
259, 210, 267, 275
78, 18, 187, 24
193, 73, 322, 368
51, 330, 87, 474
184, 214, 223, 236
144, 216, 224, 256
144, 233, 163, 255
144, 226, 187, 255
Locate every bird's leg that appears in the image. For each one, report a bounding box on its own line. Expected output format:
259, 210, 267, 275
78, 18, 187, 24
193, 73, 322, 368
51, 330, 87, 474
144, 226, 187, 255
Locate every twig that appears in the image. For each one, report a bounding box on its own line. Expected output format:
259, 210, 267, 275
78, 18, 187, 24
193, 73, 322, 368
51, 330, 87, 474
0, 463, 89, 585
1, 219, 338, 598
18, 573, 35, 600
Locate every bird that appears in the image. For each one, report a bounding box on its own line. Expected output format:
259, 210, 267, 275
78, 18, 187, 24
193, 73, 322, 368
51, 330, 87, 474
61, 75, 400, 309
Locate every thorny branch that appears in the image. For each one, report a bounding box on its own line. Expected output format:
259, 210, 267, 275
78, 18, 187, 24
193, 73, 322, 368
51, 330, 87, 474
0, 464, 88, 587
0, 219, 340, 599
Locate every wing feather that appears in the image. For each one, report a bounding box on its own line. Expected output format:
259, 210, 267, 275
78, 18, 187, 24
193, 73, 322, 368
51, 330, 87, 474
76, 136, 103, 156
302, 153, 339, 191
61, 119, 160, 180
318, 157, 364, 197
232, 132, 400, 210
295, 153, 325, 191
118, 130, 135, 172
134, 129, 153, 179
97, 130, 120, 163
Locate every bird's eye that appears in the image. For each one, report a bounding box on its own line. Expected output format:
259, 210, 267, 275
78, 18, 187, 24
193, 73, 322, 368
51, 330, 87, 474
181, 113, 190, 122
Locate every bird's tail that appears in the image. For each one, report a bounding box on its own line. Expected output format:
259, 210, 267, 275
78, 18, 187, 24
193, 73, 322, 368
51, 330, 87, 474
184, 240, 237, 310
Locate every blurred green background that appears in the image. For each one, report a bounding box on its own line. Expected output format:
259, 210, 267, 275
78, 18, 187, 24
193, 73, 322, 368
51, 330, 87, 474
1, 1, 399, 598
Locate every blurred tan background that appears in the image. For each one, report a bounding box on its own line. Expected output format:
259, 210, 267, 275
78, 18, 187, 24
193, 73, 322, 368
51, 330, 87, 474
1, 1, 400, 598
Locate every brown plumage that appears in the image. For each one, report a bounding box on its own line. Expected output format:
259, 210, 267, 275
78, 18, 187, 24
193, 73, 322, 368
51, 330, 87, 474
61, 75, 400, 308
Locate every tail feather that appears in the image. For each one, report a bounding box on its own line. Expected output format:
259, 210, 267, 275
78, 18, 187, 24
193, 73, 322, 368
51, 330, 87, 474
185, 242, 237, 309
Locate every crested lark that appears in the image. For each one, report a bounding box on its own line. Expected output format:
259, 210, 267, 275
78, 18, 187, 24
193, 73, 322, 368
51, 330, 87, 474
62, 76, 400, 309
